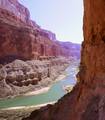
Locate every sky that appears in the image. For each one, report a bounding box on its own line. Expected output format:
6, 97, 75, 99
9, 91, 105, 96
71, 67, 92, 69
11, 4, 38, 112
19, 0, 83, 43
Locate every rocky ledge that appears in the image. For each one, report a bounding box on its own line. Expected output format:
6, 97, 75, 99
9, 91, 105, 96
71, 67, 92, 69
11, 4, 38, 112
0, 57, 70, 98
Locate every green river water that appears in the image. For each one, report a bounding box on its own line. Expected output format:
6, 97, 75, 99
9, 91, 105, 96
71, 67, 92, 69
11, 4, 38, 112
0, 61, 79, 109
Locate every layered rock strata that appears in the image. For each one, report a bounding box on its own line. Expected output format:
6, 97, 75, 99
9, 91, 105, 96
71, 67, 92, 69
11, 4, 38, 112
23, 0, 105, 120
0, 0, 80, 65
0, 57, 69, 98
0, 0, 81, 99
0, 18, 62, 64
0, 0, 59, 64
0, 16, 80, 65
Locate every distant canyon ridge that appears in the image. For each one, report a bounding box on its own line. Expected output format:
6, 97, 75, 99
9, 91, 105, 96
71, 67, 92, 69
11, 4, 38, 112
0, 0, 80, 64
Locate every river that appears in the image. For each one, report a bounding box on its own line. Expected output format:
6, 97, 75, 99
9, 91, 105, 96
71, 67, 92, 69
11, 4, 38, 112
0, 61, 79, 109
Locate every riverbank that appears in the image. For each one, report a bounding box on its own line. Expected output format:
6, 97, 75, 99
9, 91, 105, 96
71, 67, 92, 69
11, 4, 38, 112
0, 74, 66, 108
0, 61, 79, 120
24, 87, 50, 96
0, 74, 66, 120
0, 61, 79, 109
24, 74, 66, 96
0, 58, 70, 99
0, 73, 67, 101
0, 102, 56, 120
0, 106, 40, 120
1, 101, 56, 111
0, 73, 67, 110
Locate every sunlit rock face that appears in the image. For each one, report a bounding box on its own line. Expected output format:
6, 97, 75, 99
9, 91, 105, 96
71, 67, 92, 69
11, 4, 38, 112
0, 0, 61, 64
0, 0, 30, 24
0, 21, 62, 64
0, 0, 80, 64
23, 0, 105, 120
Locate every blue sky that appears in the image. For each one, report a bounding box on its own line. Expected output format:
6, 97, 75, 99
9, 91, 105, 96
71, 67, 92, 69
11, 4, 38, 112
19, 0, 83, 43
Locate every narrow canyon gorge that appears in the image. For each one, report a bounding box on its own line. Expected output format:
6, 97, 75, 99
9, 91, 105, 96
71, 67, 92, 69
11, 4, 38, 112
0, 0, 80, 98
22, 0, 105, 120
1, 0, 104, 120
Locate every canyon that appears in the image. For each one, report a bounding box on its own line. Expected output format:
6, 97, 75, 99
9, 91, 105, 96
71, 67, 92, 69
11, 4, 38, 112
22, 0, 105, 120
0, 0, 80, 64
0, 0, 80, 98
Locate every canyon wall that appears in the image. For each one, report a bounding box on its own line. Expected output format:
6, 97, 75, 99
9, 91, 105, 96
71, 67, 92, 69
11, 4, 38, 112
0, 0, 60, 64
0, 0, 80, 64
0, 20, 61, 64
0, 0, 30, 24
0, 0, 81, 98
58, 41, 81, 59
23, 0, 105, 120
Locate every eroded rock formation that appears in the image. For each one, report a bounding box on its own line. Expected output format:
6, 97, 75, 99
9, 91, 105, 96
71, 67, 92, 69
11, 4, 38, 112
23, 0, 105, 120
0, 57, 69, 98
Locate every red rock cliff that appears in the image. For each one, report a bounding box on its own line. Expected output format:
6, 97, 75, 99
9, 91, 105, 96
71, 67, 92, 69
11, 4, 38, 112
0, 0, 30, 24
0, 0, 80, 64
23, 0, 105, 120
0, 0, 61, 64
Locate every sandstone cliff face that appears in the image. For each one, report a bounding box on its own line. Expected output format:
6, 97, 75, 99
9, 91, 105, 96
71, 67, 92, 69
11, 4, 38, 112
0, 0, 60, 64
23, 0, 105, 120
0, 0, 30, 24
0, 0, 80, 64
0, 20, 61, 64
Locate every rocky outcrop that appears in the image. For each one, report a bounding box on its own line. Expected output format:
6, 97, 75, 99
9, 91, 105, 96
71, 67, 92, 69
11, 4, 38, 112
23, 0, 105, 120
0, 57, 69, 98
